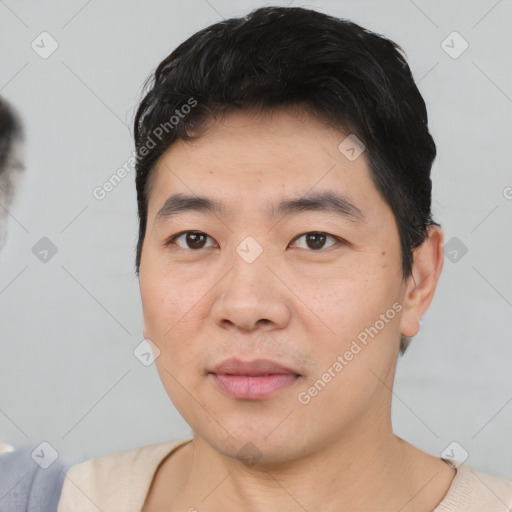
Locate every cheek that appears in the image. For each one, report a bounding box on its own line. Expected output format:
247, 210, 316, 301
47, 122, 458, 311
140, 267, 209, 390
292, 261, 403, 380
294, 257, 397, 328
140, 264, 209, 339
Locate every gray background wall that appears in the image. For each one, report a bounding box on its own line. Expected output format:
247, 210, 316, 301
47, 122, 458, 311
0, 0, 511, 477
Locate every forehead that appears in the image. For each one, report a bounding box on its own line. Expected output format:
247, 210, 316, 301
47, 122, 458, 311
145, 108, 382, 220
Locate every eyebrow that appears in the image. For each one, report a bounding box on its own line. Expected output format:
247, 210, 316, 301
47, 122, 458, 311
155, 191, 363, 223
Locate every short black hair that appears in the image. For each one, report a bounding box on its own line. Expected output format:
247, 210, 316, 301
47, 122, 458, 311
133, 6, 438, 354
0, 97, 23, 233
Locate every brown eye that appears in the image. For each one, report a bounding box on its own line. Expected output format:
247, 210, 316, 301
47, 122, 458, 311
186, 232, 207, 249
168, 231, 215, 250
291, 232, 339, 250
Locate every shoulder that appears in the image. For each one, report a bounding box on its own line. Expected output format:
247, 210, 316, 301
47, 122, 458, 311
57, 439, 191, 512
435, 461, 512, 511
0, 443, 71, 512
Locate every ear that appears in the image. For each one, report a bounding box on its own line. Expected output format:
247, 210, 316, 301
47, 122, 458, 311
400, 225, 444, 337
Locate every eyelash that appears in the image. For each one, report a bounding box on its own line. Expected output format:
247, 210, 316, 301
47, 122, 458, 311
165, 231, 345, 251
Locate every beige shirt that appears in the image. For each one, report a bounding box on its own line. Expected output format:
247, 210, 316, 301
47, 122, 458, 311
57, 439, 512, 511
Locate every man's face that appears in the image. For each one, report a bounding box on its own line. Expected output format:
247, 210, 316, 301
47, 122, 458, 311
139, 108, 410, 464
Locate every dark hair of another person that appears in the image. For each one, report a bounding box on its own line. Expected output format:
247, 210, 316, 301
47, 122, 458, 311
133, 6, 439, 354
0, 97, 23, 237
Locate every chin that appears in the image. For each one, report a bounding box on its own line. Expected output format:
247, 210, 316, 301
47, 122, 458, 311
198, 425, 313, 468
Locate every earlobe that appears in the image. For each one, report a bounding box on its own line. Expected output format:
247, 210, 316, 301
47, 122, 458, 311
399, 225, 444, 337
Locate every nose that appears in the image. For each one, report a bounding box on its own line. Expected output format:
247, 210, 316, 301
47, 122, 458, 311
210, 243, 292, 334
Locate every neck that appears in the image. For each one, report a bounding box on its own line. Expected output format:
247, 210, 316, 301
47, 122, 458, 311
170, 419, 453, 511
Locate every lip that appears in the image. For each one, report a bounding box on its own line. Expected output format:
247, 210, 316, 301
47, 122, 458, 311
210, 357, 300, 376
209, 358, 301, 400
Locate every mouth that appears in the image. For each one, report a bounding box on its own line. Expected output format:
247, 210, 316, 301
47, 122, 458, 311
208, 358, 302, 400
